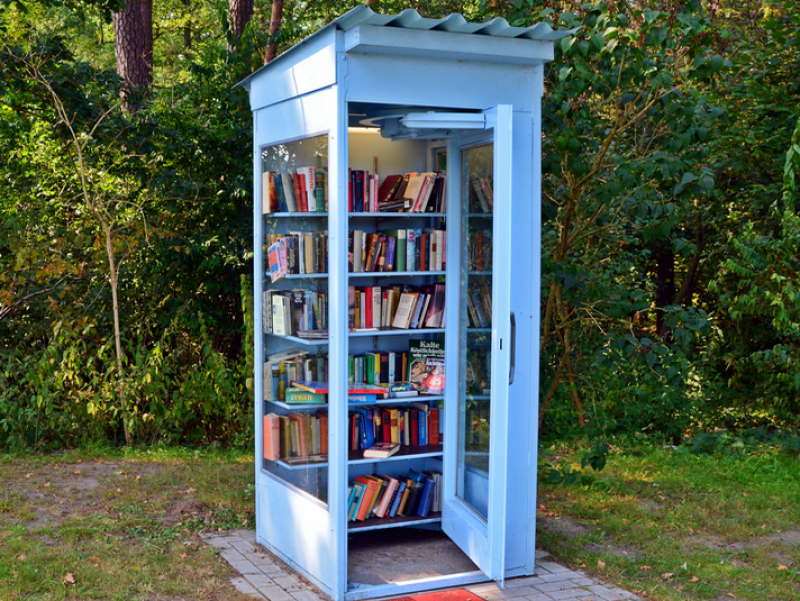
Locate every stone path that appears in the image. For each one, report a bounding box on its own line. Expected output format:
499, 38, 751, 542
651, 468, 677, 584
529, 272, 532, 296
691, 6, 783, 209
200, 530, 641, 601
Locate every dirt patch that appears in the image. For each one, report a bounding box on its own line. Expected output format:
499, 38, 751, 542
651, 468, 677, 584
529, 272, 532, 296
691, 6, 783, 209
538, 514, 591, 538
690, 530, 800, 551
167, 500, 209, 518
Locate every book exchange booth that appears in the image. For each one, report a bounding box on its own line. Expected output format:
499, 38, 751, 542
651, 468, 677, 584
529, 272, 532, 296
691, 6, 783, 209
241, 6, 574, 600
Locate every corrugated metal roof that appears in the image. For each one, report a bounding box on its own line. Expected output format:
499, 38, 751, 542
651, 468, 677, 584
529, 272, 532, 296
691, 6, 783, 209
332, 4, 577, 41
238, 5, 576, 89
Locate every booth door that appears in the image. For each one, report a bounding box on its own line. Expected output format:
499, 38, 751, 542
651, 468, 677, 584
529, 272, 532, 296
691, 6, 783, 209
442, 105, 513, 583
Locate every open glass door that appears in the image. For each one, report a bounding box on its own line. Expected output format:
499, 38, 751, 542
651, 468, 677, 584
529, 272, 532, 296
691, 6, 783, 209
443, 105, 513, 583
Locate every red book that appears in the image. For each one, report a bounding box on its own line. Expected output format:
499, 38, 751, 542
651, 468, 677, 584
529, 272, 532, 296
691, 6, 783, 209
410, 410, 420, 446
291, 173, 305, 212
428, 409, 440, 445
348, 167, 353, 212
263, 413, 280, 460
382, 411, 391, 443
364, 287, 374, 328
318, 410, 328, 455
420, 232, 427, 271
354, 476, 381, 521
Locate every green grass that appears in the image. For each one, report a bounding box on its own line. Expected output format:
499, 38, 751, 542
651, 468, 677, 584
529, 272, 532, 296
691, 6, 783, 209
537, 441, 800, 600
0, 447, 257, 601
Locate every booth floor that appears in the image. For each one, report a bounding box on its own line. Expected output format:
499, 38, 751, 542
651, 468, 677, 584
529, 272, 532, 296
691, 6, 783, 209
201, 529, 642, 601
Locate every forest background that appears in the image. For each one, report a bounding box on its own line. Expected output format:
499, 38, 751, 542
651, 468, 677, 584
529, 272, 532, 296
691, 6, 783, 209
0, 0, 798, 453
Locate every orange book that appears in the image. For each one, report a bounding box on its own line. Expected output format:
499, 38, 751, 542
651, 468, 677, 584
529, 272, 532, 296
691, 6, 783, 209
354, 476, 381, 521
317, 411, 328, 455
428, 408, 440, 445
376, 476, 399, 518
263, 413, 280, 461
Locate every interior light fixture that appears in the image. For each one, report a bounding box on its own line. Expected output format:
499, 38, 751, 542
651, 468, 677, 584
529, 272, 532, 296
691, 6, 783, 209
400, 112, 486, 130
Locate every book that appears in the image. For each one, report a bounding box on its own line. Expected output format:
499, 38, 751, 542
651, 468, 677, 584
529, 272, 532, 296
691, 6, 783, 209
290, 380, 389, 395
285, 388, 327, 405
391, 292, 418, 329
263, 413, 281, 460
349, 482, 366, 521
377, 174, 404, 205
363, 442, 400, 459
417, 476, 435, 517
389, 481, 406, 517
408, 340, 445, 394
375, 476, 400, 517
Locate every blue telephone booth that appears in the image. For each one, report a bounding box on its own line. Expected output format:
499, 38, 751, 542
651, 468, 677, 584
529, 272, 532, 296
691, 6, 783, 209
240, 6, 574, 600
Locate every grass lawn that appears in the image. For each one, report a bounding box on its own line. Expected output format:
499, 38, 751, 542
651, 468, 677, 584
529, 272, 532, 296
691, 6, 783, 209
536, 441, 800, 600
0, 446, 257, 601
1, 442, 798, 600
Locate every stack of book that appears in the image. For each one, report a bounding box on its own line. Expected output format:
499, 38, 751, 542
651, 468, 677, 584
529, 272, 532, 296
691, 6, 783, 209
470, 176, 494, 213
263, 289, 327, 339
467, 228, 492, 272
350, 403, 440, 452
466, 283, 492, 328
348, 469, 442, 522
262, 168, 327, 214
263, 348, 327, 403
348, 283, 445, 330
267, 232, 328, 282
349, 171, 446, 213
349, 228, 445, 273
263, 410, 328, 463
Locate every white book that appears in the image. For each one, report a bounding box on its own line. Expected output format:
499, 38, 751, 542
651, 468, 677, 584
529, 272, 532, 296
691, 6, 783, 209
416, 172, 437, 212
435, 230, 444, 271
281, 172, 297, 212
353, 230, 363, 273
371, 286, 382, 329
272, 294, 289, 336
297, 166, 316, 212
403, 174, 426, 210
392, 292, 418, 329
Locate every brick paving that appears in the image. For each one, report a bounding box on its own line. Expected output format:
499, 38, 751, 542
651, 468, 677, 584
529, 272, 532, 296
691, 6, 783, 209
200, 530, 640, 601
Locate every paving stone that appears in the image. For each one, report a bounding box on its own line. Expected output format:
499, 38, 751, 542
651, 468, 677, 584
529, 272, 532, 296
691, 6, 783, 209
535, 550, 552, 559
536, 561, 572, 574
586, 584, 631, 601
232, 540, 259, 554
203, 535, 235, 548
232, 576, 267, 600
533, 580, 576, 594
258, 584, 297, 601
290, 591, 323, 601
505, 576, 548, 588
567, 577, 594, 587
536, 572, 576, 584
229, 558, 265, 575
244, 573, 278, 589
545, 589, 593, 601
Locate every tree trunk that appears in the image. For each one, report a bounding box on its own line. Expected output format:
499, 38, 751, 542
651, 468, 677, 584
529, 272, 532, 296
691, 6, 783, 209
182, 0, 191, 48
140, 0, 153, 72
264, 0, 284, 64
112, 0, 152, 90
655, 244, 675, 337
229, 0, 254, 51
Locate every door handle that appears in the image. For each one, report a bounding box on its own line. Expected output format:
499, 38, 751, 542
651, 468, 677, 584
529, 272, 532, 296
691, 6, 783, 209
509, 311, 516, 385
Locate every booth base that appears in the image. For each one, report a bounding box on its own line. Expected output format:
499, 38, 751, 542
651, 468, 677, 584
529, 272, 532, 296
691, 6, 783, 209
348, 527, 481, 587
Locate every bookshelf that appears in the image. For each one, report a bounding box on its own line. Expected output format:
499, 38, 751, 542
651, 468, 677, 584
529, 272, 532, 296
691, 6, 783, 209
246, 5, 566, 600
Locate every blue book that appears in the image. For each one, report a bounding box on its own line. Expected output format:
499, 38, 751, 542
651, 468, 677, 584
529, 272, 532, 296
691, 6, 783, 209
389, 481, 406, 517
353, 408, 374, 449
348, 393, 381, 404
418, 410, 428, 446
349, 482, 366, 521
274, 173, 289, 212
417, 477, 435, 517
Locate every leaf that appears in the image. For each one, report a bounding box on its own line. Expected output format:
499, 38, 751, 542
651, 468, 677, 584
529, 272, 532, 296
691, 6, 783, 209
778, 564, 789, 570
661, 572, 674, 580
63, 573, 75, 585
598, 560, 606, 569
640, 565, 652, 571
689, 576, 700, 582
18, 554, 27, 561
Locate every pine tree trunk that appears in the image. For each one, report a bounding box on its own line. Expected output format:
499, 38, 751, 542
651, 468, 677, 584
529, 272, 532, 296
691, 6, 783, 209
229, 0, 254, 51
264, 0, 284, 64
140, 0, 153, 72
112, 0, 152, 90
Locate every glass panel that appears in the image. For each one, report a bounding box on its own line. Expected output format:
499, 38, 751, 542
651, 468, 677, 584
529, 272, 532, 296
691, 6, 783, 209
261, 135, 330, 503
456, 142, 493, 521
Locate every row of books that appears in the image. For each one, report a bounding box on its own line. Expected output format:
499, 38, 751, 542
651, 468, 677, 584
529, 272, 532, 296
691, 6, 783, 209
267, 232, 328, 281
470, 176, 494, 213
466, 283, 492, 328
262, 168, 328, 214
349, 228, 445, 273
466, 348, 491, 396
263, 289, 328, 339
263, 349, 328, 403
350, 171, 446, 213
263, 410, 328, 462
284, 381, 419, 405
467, 228, 492, 272
350, 404, 440, 451
349, 283, 445, 330
349, 469, 441, 522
